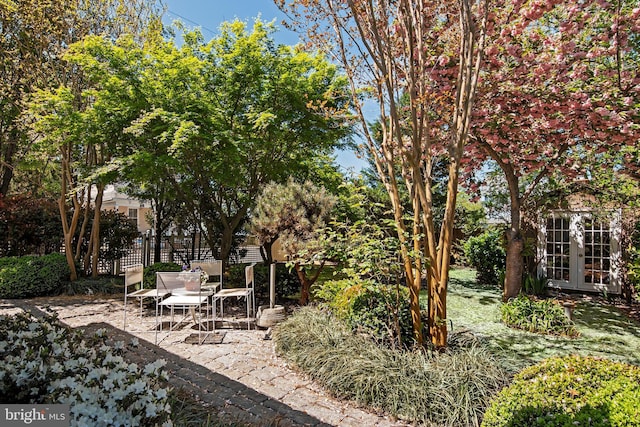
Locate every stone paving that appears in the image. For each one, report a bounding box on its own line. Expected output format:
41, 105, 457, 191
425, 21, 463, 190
0, 296, 409, 427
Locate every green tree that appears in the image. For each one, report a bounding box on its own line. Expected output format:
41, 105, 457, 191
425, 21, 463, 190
280, 0, 489, 348
249, 179, 337, 305
62, 19, 352, 269
0, 0, 163, 197
24, 1, 163, 280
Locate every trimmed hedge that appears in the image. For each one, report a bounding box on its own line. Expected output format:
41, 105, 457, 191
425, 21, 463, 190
482, 355, 640, 427
0, 253, 70, 298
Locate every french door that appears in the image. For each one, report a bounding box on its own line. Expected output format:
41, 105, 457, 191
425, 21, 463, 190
539, 211, 620, 294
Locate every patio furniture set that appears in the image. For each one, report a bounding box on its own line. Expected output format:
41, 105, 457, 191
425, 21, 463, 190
122, 261, 256, 345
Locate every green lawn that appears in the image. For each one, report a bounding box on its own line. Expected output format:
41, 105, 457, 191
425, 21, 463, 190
444, 268, 640, 367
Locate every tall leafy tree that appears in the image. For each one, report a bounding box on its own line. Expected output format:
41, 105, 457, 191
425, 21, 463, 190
24, 0, 163, 279
53, 19, 352, 271
280, 0, 490, 348
171, 20, 352, 265
0, 0, 164, 197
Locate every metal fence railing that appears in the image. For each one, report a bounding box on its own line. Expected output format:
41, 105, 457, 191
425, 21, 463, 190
107, 235, 264, 275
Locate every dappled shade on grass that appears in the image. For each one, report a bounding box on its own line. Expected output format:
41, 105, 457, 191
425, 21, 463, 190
445, 268, 640, 366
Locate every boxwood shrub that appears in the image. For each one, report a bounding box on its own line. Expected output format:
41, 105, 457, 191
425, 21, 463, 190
143, 262, 182, 288
482, 355, 640, 427
463, 229, 506, 287
0, 253, 70, 298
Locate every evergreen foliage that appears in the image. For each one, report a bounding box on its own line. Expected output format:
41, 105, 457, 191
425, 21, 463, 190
463, 229, 506, 287
0, 254, 70, 298
274, 307, 511, 426
482, 355, 640, 427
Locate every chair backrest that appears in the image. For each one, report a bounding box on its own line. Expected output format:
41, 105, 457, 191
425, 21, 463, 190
191, 260, 223, 286
124, 264, 144, 294
245, 264, 255, 291
156, 271, 201, 293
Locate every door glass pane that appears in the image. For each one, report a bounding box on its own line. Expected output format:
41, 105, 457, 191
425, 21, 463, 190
583, 218, 612, 286
546, 214, 570, 283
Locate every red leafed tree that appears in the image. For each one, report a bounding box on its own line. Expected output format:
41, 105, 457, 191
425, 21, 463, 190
467, 0, 640, 299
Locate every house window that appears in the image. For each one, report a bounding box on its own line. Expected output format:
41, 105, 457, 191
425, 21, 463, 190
128, 208, 138, 227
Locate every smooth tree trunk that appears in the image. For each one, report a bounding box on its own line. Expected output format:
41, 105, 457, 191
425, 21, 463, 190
480, 141, 526, 300
503, 196, 524, 300
501, 161, 524, 300
89, 184, 104, 278
59, 154, 80, 281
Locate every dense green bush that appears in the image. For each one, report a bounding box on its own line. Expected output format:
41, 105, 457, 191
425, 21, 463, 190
274, 307, 511, 426
0, 194, 62, 257
143, 262, 182, 288
463, 229, 506, 287
500, 294, 578, 337
0, 253, 70, 298
227, 262, 300, 300
314, 278, 419, 348
482, 355, 640, 427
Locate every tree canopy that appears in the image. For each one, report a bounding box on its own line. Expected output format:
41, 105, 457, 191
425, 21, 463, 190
35, 19, 352, 268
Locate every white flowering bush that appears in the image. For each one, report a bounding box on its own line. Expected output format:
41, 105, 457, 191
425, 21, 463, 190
0, 312, 173, 426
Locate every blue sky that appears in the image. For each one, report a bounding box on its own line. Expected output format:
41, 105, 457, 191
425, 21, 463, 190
163, 0, 367, 173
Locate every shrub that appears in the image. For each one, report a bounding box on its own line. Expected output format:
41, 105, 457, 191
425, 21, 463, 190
63, 275, 123, 295
0, 193, 62, 257
227, 262, 300, 300
314, 278, 419, 348
0, 253, 70, 298
0, 312, 172, 426
274, 307, 511, 426
482, 355, 640, 427
143, 262, 182, 288
500, 294, 579, 337
522, 272, 549, 296
463, 229, 506, 287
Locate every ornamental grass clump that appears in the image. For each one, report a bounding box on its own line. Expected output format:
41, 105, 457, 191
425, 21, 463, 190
274, 306, 511, 426
0, 312, 172, 426
500, 294, 579, 337
482, 355, 640, 427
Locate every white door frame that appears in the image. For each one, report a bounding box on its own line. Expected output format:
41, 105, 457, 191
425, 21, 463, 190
538, 210, 621, 294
